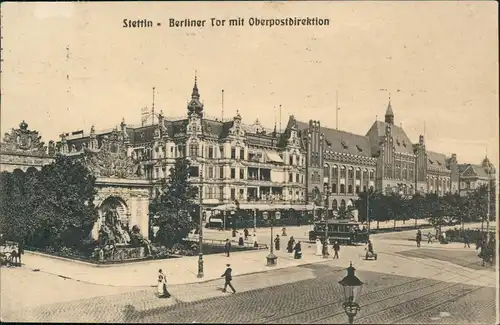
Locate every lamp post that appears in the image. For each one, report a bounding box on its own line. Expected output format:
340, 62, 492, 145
197, 166, 204, 278
323, 184, 331, 258
366, 187, 374, 236
266, 201, 279, 266
339, 262, 364, 324
486, 164, 492, 245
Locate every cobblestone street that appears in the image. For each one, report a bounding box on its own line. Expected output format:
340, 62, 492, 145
1, 224, 495, 324
2, 258, 495, 324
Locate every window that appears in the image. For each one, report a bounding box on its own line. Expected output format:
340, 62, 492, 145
332, 167, 338, 178
340, 184, 345, 193
332, 183, 337, 193
289, 173, 293, 182
239, 168, 244, 179
332, 199, 338, 211
231, 168, 236, 179
240, 149, 245, 160
220, 145, 224, 158
231, 148, 236, 159
363, 185, 367, 192
219, 186, 224, 200
231, 188, 236, 200
355, 185, 360, 194
189, 166, 199, 177
341, 140, 348, 149
296, 174, 299, 183
348, 185, 353, 194
220, 167, 224, 179
208, 167, 214, 179
355, 170, 361, 180
209, 147, 214, 158
356, 145, 363, 152
189, 144, 199, 157
289, 156, 293, 165
348, 169, 354, 179
369, 170, 375, 180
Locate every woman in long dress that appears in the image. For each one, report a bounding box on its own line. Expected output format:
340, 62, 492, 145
157, 269, 171, 298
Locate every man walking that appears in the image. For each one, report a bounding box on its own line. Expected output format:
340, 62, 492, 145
221, 264, 236, 294
463, 231, 470, 248
224, 238, 231, 257
333, 240, 340, 259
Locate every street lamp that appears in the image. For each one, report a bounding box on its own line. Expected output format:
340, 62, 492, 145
265, 202, 279, 267
366, 187, 374, 236
197, 165, 204, 278
339, 262, 364, 324
323, 184, 331, 258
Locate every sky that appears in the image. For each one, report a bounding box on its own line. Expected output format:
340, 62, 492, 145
1, 1, 498, 166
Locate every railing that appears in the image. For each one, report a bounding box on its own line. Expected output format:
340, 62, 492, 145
184, 236, 268, 249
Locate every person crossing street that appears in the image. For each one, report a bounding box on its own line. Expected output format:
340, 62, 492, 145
221, 264, 236, 294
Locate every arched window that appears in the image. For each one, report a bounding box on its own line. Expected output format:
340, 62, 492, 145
332, 183, 337, 193
355, 185, 360, 194
348, 185, 353, 194
332, 199, 338, 211
323, 164, 330, 178
362, 185, 367, 192
340, 199, 346, 209
340, 184, 345, 194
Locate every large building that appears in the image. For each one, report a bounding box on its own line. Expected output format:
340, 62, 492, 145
3, 78, 495, 237
57, 78, 469, 212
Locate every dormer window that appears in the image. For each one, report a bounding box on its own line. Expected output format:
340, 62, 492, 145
356, 145, 363, 152
429, 159, 434, 164
403, 141, 407, 147
437, 161, 442, 166
325, 139, 332, 147
396, 139, 400, 146
341, 140, 348, 149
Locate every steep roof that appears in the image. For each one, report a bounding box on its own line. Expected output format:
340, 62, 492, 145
365, 121, 414, 154
427, 150, 449, 170
322, 127, 372, 157
461, 164, 490, 178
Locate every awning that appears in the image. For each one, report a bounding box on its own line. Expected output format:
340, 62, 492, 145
265, 151, 284, 164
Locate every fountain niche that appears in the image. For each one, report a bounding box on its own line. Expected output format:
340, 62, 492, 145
95, 200, 152, 262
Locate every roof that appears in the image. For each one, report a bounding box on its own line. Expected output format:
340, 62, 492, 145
365, 121, 414, 155
460, 164, 490, 178
426, 150, 449, 170
322, 127, 372, 157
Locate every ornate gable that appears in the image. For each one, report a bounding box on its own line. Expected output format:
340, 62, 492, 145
81, 128, 142, 179
228, 111, 246, 145
1, 121, 52, 155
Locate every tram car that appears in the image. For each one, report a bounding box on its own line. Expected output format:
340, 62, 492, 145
308, 219, 369, 245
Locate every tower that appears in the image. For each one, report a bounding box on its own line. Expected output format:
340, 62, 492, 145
385, 100, 394, 125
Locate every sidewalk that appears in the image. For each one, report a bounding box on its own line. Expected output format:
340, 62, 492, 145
22, 244, 333, 288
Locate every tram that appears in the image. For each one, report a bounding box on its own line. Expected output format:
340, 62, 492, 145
308, 219, 369, 245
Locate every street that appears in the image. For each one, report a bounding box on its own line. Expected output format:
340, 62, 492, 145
1, 224, 495, 324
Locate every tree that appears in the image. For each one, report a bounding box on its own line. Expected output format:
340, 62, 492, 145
368, 192, 387, 229
424, 193, 447, 235
407, 193, 426, 227
0, 155, 98, 249
34, 155, 98, 248
150, 158, 197, 248
385, 192, 404, 229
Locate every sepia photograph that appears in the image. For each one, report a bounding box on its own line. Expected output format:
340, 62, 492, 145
0, 1, 498, 324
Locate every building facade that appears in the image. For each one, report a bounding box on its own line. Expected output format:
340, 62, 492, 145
0, 121, 56, 173
4, 78, 496, 237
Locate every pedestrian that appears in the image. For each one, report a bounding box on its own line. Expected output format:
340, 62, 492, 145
287, 236, 295, 253
157, 269, 171, 298
221, 264, 236, 294
224, 238, 231, 257
293, 241, 302, 259
238, 232, 244, 246
244, 228, 249, 240
464, 232, 470, 248
416, 230, 422, 247
252, 233, 258, 248
274, 234, 280, 251
427, 232, 433, 244
282, 227, 287, 236
333, 240, 340, 259
17, 241, 24, 266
